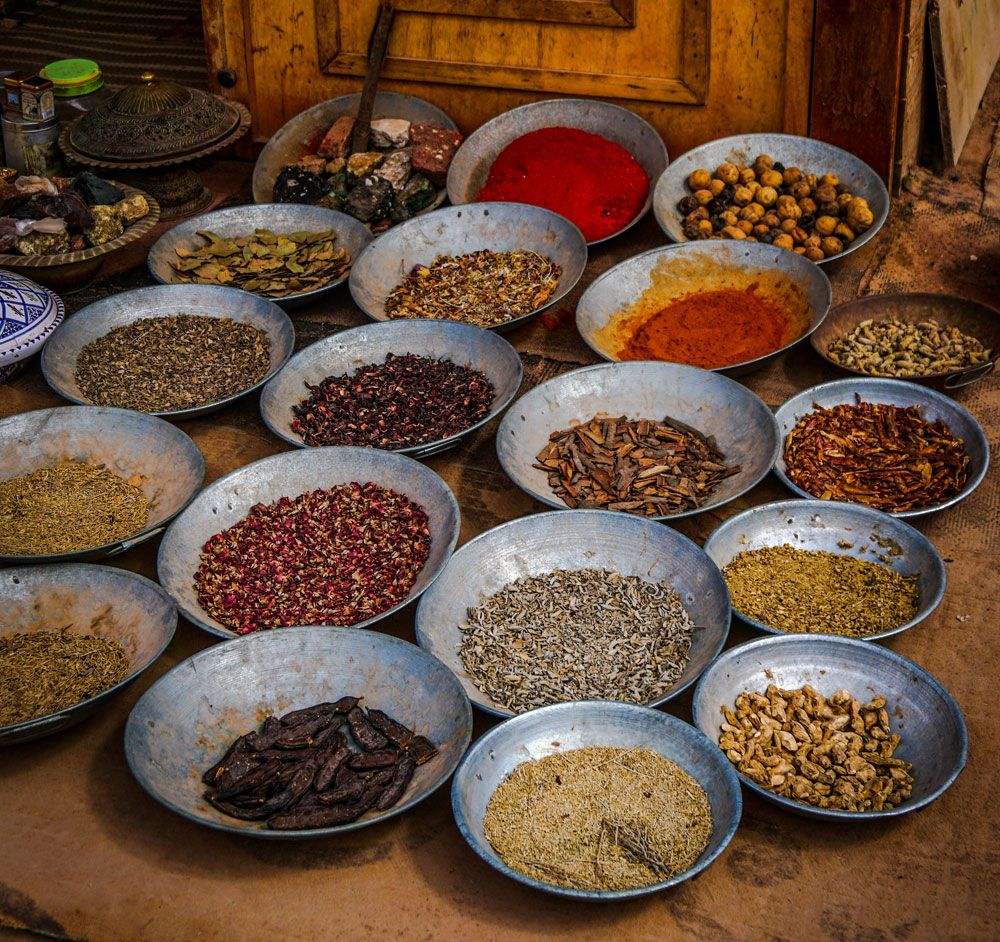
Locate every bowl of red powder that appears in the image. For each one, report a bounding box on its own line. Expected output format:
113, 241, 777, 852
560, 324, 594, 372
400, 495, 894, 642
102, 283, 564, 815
447, 99, 668, 245
576, 241, 831, 376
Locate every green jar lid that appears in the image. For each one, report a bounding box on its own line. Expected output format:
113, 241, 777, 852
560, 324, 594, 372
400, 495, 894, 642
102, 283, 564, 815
41, 59, 103, 96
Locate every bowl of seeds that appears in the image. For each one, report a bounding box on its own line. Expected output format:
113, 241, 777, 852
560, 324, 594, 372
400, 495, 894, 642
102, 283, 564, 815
692, 634, 967, 820
41, 284, 295, 420
703, 499, 946, 642
452, 700, 741, 898
0, 563, 176, 746
415, 509, 730, 717
259, 319, 523, 459
348, 202, 587, 332
774, 377, 990, 518
0, 406, 204, 565
496, 361, 779, 521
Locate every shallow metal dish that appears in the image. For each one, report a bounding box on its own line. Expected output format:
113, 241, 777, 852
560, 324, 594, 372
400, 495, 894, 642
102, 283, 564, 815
41, 284, 295, 419
692, 634, 967, 820
576, 241, 831, 376
125, 626, 472, 838
653, 133, 889, 265
157, 446, 460, 640
452, 700, 741, 899
415, 509, 730, 717
446, 98, 668, 246
0, 406, 205, 565
810, 292, 1000, 390
496, 361, 780, 521
348, 202, 587, 333
0, 563, 176, 746
773, 377, 990, 518
252, 91, 458, 210
260, 319, 523, 459
146, 203, 374, 310
703, 499, 946, 642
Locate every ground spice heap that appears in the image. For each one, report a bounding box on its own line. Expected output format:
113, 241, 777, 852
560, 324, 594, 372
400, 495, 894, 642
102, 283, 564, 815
783, 398, 969, 512
477, 127, 650, 242
75, 314, 271, 413
722, 545, 920, 636
484, 746, 713, 891
291, 353, 495, 449
719, 684, 914, 812
535, 414, 741, 517
194, 482, 431, 634
384, 249, 561, 328
0, 628, 129, 726
0, 462, 148, 556
460, 568, 695, 713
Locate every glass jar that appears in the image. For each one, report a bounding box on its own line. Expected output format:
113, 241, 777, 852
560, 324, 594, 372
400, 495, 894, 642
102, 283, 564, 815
41, 59, 114, 125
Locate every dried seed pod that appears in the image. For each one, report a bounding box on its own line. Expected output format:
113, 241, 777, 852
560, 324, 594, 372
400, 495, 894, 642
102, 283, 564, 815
688, 168, 712, 190
753, 154, 774, 175
709, 178, 726, 196
772, 233, 795, 250
715, 161, 740, 184
693, 188, 714, 206
722, 225, 747, 240
820, 236, 844, 256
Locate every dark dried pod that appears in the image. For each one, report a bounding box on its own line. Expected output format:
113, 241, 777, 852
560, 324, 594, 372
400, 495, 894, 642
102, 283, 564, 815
677, 195, 699, 215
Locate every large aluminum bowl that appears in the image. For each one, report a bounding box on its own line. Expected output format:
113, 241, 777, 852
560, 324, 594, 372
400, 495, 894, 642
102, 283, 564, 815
157, 446, 460, 640
0, 406, 205, 565
0, 563, 176, 746
348, 202, 587, 333
692, 635, 967, 820
452, 700, 741, 899
260, 319, 523, 459
703, 499, 946, 642
415, 509, 730, 717
146, 203, 374, 309
447, 98, 668, 246
774, 377, 990, 518
125, 626, 472, 838
653, 133, 889, 264
496, 361, 780, 522
576, 241, 831, 375
41, 284, 295, 419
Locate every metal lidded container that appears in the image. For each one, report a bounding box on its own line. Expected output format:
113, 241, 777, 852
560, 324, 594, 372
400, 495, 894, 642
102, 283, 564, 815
1, 112, 62, 176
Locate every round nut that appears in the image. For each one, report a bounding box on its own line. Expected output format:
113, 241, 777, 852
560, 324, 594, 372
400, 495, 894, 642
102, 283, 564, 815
716, 162, 739, 185
688, 168, 712, 190
815, 215, 838, 236
760, 169, 784, 189
722, 224, 747, 240
821, 236, 844, 256
772, 233, 795, 250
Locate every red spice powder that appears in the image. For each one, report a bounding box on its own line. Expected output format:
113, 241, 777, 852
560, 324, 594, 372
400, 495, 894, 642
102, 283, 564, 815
476, 127, 649, 241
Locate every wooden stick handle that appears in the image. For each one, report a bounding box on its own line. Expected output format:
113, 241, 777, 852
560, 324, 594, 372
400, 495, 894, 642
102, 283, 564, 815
350, 0, 396, 155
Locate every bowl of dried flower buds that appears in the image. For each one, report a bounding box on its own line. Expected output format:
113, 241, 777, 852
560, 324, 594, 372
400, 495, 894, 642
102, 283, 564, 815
692, 634, 967, 820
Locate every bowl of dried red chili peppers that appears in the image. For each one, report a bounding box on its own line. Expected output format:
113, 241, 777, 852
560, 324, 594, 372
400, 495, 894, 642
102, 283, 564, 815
774, 378, 989, 518
259, 319, 523, 459
156, 446, 460, 639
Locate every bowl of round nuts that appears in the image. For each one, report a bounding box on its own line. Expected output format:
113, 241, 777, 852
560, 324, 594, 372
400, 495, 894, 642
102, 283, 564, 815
653, 133, 889, 264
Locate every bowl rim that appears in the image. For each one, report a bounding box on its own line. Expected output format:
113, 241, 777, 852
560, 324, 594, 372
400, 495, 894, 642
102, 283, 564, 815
773, 376, 991, 518
124, 624, 473, 838
0, 562, 178, 740
258, 318, 524, 454
690, 633, 969, 820
347, 200, 588, 332
495, 360, 781, 521
575, 241, 833, 371
652, 131, 890, 266
702, 498, 947, 642
155, 445, 461, 640
40, 283, 297, 420
450, 699, 743, 899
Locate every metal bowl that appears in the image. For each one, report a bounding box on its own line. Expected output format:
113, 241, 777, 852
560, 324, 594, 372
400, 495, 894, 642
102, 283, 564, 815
157, 446, 460, 640
702, 499, 946, 642
252, 91, 458, 210
576, 241, 832, 376
0, 406, 205, 565
348, 202, 587, 332
415, 510, 730, 717
451, 700, 742, 899
146, 203, 374, 309
446, 98, 668, 246
260, 319, 523, 459
774, 378, 990, 518
653, 133, 889, 265
125, 626, 472, 838
691, 634, 967, 820
0, 563, 177, 746
810, 292, 1000, 390
496, 361, 780, 522
41, 284, 295, 419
